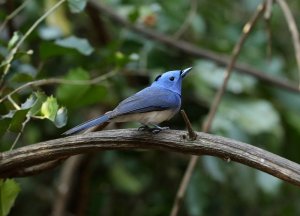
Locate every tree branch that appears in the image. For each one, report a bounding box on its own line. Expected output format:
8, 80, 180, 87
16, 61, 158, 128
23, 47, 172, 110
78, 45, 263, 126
0, 129, 299, 187
88, 0, 300, 93
276, 0, 300, 89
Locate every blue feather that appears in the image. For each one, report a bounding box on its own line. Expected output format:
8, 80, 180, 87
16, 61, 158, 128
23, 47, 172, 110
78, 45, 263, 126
62, 114, 109, 135
63, 67, 192, 135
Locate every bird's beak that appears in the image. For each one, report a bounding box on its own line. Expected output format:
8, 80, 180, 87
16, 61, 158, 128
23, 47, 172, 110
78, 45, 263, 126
180, 67, 192, 78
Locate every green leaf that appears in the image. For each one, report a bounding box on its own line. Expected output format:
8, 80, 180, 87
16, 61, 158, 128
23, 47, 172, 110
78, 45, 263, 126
29, 92, 47, 115
11, 64, 37, 83
128, 7, 140, 23
21, 94, 36, 110
8, 32, 22, 50
194, 60, 257, 95
55, 36, 94, 55
54, 107, 68, 128
9, 109, 30, 133
0, 119, 11, 138
67, 0, 87, 13
0, 179, 20, 216
38, 26, 62, 40
56, 68, 90, 107
39, 41, 77, 59
217, 98, 282, 136
41, 96, 59, 121
79, 85, 107, 107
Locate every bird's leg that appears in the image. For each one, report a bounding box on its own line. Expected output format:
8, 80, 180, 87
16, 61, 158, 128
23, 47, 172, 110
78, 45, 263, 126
138, 124, 150, 131
149, 124, 169, 134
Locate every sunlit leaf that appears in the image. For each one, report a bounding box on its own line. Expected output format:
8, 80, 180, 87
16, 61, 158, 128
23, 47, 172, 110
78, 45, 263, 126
8, 32, 21, 50
29, 91, 47, 115
67, 0, 87, 13
55, 36, 94, 55
46, 0, 71, 35
41, 96, 59, 121
0, 179, 20, 216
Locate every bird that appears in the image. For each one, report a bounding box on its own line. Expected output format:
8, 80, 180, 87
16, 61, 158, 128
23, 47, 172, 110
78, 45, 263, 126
63, 67, 192, 135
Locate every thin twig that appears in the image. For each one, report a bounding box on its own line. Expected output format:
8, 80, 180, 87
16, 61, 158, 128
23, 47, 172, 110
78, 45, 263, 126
203, 3, 266, 131
265, 0, 273, 19
0, 70, 116, 104
0, 0, 30, 33
52, 122, 102, 216
88, 0, 300, 93
173, 0, 197, 39
170, 3, 266, 216
180, 110, 197, 140
170, 155, 198, 216
0, 0, 66, 87
264, 0, 273, 60
10, 114, 31, 150
7, 95, 20, 109
276, 0, 300, 89
51, 155, 86, 216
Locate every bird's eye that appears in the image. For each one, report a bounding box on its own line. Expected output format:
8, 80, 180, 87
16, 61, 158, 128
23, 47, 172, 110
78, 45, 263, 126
155, 74, 162, 81
169, 76, 175, 81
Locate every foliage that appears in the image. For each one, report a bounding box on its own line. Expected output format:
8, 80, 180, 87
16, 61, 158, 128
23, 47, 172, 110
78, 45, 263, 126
0, 180, 20, 216
1, 0, 300, 215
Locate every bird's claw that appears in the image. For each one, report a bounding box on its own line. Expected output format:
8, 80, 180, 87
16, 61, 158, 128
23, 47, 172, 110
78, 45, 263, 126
149, 126, 169, 134
138, 125, 169, 134
138, 125, 150, 131
149, 128, 162, 134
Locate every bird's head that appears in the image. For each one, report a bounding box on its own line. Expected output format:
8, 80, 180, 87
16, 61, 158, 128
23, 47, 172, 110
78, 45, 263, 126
151, 67, 192, 95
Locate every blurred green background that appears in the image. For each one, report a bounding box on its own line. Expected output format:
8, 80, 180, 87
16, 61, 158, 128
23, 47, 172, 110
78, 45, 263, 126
1, 0, 300, 215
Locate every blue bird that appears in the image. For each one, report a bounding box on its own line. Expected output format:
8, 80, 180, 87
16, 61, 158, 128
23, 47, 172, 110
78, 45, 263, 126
63, 67, 192, 135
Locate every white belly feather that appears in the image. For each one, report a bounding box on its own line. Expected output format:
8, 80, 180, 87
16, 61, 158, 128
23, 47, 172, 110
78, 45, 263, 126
111, 110, 176, 124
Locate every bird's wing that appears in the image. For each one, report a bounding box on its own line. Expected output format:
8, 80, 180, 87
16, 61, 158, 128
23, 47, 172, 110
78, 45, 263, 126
109, 87, 181, 117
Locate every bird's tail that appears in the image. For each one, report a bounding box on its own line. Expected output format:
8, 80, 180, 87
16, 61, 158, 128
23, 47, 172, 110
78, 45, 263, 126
62, 114, 110, 135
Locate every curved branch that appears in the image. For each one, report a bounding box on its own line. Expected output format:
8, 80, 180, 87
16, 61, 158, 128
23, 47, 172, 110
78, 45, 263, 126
276, 0, 300, 88
0, 129, 299, 187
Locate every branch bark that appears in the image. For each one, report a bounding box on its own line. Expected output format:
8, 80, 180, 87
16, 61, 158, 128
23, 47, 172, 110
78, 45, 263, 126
0, 129, 299, 187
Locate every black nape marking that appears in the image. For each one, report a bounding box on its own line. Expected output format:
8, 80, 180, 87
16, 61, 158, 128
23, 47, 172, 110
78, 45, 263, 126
155, 74, 162, 81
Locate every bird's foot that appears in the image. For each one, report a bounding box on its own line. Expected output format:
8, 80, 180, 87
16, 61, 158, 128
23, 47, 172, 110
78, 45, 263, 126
149, 128, 161, 134
138, 124, 169, 134
138, 125, 150, 131
149, 125, 169, 134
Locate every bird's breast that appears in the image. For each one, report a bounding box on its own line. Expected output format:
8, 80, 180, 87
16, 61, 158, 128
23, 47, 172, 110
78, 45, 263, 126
112, 109, 177, 124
